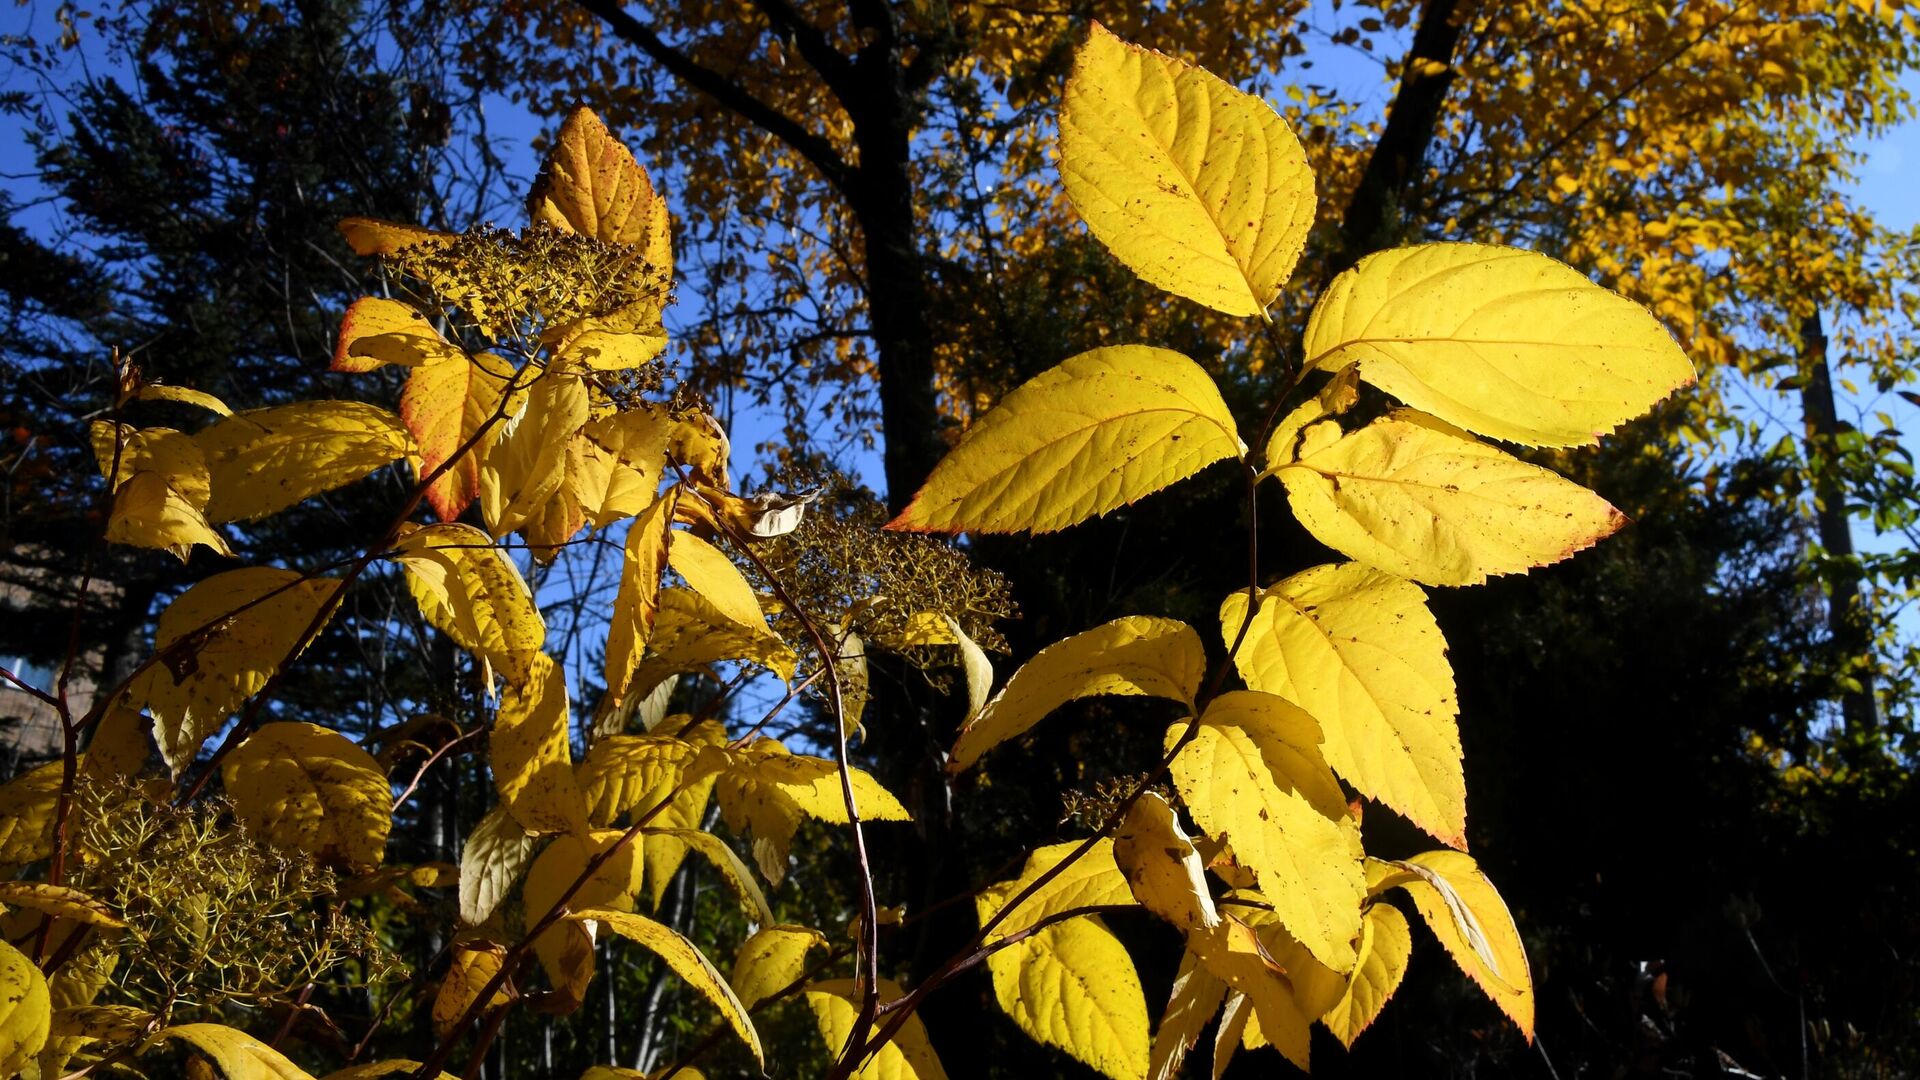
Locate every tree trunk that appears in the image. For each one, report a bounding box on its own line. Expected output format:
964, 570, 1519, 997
1327, 0, 1468, 277
1798, 311, 1878, 736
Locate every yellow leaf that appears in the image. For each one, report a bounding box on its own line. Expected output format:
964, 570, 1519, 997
975, 890, 1149, 1080
1370, 850, 1534, 1037
1320, 903, 1412, 1047
523, 831, 644, 1004
570, 409, 670, 529
134, 384, 232, 416
645, 827, 772, 924
320, 1062, 457, 1080
1060, 23, 1315, 316
331, 296, 464, 373
49, 1004, 153, 1049
432, 939, 510, 1039
0, 938, 51, 1077
1211, 990, 1254, 1077
0, 882, 121, 929
196, 402, 412, 523
1114, 791, 1218, 931
889, 346, 1243, 534
492, 653, 588, 837
546, 298, 669, 372
479, 366, 589, 539
81, 700, 153, 782
529, 106, 674, 277
572, 907, 762, 1065
0, 760, 61, 867
458, 805, 537, 926
731, 925, 827, 1009
1221, 563, 1465, 845
576, 731, 709, 828
632, 588, 798, 691
1184, 916, 1313, 1071
982, 839, 1135, 941
91, 422, 231, 561
1147, 951, 1226, 1080
156, 1023, 315, 1079
715, 740, 906, 885
222, 722, 391, 871
130, 568, 340, 774
605, 492, 677, 705
401, 351, 518, 522
949, 615, 1204, 773
1304, 244, 1695, 447
336, 217, 456, 258
804, 978, 948, 1080
1168, 692, 1363, 970
668, 531, 772, 636
391, 522, 546, 686
1275, 411, 1626, 586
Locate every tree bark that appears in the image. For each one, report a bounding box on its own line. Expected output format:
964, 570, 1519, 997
1327, 0, 1468, 277
1798, 311, 1879, 736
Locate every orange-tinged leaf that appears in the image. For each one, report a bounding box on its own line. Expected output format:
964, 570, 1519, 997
529, 106, 673, 276
889, 346, 1243, 535
222, 722, 392, 871
337, 217, 456, 258
1369, 851, 1534, 1037
1060, 23, 1315, 316
332, 296, 464, 373
1275, 411, 1627, 586
949, 615, 1203, 773
401, 351, 518, 522
1221, 563, 1465, 846
1304, 243, 1696, 447
130, 567, 341, 773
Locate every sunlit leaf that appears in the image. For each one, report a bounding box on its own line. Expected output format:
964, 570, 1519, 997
222, 722, 392, 871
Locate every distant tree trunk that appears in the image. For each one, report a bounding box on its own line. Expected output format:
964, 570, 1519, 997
1327, 0, 1468, 277
1798, 311, 1879, 736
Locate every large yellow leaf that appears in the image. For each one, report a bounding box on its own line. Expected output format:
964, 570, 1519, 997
479, 366, 589, 538
889, 346, 1243, 535
631, 588, 798, 692
604, 494, 676, 704
983, 839, 1135, 941
976, 886, 1148, 1080
1274, 411, 1627, 586
715, 739, 907, 884
1059, 23, 1314, 317
156, 1023, 315, 1079
1114, 791, 1218, 931
492, 652, 588, 837
731, 925, 827, 1009
1168, 692, 1363, 970
400, 351, 518, 522
948, 615, 1205, 772
196, 402, 413, 522
576, 732, 706, 828
458, 805, 537, 926
91, 422, 230, 560
0, 938, 51, 1078
528, 106, 673, 276
222, 722, 391, 871
432, 938, 509, 1039
130, 567, 341, 773
1304, 243, 1696, 447
572, 908, 761, 1065
391, 522, 546, 686
1147, 951, 1226, 1080
523, 831, 644, 1003
546, 298, 669, 372
668, 531, 772, 637
0, 760, 62, 868
570, 409, 670, 529
805, 979, 947, 1080
1370, 850, 1534, 1037
1320, 903, 1412, 1047
331, 296, 464, 373
1221, 562, 1465, 845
